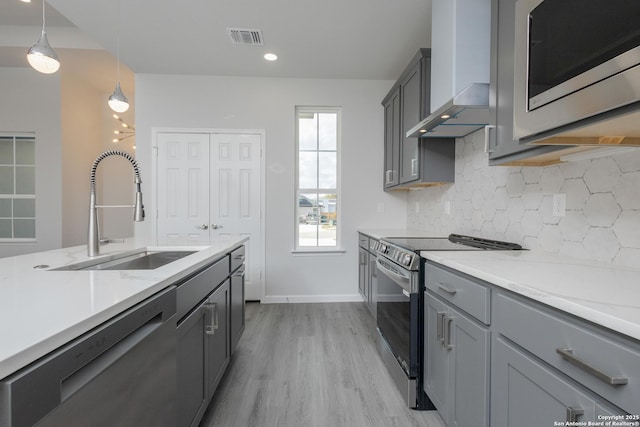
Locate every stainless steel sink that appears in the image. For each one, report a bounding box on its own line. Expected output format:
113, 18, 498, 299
53, 250, 197, 271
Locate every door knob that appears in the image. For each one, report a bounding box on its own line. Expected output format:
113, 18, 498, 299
195, 224, 209, 230
211, 224, 224, 230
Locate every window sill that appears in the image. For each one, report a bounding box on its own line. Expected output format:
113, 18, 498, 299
291, 248, 346, 256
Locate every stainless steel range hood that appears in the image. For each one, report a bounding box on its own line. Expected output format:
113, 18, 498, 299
406, 83, 490, 138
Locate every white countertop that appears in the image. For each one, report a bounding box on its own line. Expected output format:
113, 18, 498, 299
421, 250, 640, 342
0, 235, 247, 380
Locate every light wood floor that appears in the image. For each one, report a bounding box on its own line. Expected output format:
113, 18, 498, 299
200, 302, 445, 427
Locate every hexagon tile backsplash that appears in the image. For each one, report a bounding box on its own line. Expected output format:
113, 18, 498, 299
407, 130, 640, 268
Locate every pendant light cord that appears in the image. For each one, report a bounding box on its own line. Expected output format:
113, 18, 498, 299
116, 0, 120, 82
41, 0, 46, 34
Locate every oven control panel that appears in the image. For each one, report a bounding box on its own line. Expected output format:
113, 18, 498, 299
376, 241, 420, 271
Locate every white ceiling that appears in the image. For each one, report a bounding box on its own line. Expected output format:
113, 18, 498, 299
0, 0, 431, 98
0, 0, 432, 88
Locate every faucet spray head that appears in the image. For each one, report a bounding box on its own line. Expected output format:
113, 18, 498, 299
134, 181, 145, 222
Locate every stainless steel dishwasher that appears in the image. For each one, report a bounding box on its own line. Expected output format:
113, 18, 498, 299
0, 286, 177, 427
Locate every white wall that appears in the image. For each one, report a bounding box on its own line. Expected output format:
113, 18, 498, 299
0, 68, 62, 257
60, 72, 103, 247
135, 74, 408, 301
408, 130, 640, 268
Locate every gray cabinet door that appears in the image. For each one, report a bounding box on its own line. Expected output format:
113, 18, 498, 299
383, 88, 401, 188
230, 265, 245, 353
176, 300, 208, 427
400, 62, 422, 184
368, 254, 378, 318
488, 0, 563, 165
492, 336, 600, 427
207, 280, 230, 398
358, 247, 369, 301
424, 294, 450, 418
449, 307, 490, 427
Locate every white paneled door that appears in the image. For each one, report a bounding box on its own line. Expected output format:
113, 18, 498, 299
156, 131, 264, 301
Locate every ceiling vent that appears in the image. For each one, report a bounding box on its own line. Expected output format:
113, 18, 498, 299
227, 28, 264, 46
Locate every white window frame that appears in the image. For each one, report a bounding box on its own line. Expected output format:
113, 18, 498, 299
0, 133, 37, 243
294, 106, 342, 253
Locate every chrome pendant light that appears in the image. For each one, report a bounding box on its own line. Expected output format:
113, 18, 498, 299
108, 0, 129, 113
27, 0, 60, 74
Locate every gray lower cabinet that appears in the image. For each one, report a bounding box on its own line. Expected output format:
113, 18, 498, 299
206, 280, 230, 397
230, 264, 245, 353
358, 233, 378, 317
492, 291, 636, 424
424, 292, 490, 427
175, 248, 244, 427
358, 246, 369, 303
492, 336, 621, 427
176, 299, 209, 427
424, 262, 490, 427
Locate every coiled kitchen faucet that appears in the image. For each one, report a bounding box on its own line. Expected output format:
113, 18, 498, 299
87, 150, 144, 257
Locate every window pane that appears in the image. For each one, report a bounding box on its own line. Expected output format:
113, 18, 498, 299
0, 219, 11, 238
298, 113, 318, 150
15, 139, 35, 165
318, 113, 337, 150
299, 152, 317, 189
14, 219, 35, 239
15, 166, 35, 194
318, 152, 336, 188
298, 192, 319, 247
0, 139, 13, 165
0, 166, 14, 194
13, 199, 35, 218
0, 199, 11, 217
318, 193, 337, 246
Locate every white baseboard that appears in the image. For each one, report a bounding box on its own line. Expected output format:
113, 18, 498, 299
260, 294, 365, 304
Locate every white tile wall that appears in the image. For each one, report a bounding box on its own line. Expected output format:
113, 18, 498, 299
407, 130, 640, 268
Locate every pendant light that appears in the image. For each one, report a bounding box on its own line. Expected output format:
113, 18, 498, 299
108, 0, 129, 113
27, 0, 60, 74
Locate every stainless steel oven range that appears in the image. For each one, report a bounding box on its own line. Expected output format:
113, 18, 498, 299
373, 234, 522, 410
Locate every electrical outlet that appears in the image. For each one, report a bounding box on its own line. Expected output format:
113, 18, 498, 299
377, 202, 385, 213
552, 193, 566, 217
415, 202, 420, 213
444, 200, 451, 215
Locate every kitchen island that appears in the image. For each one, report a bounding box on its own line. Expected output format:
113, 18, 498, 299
0, 235, 247, 380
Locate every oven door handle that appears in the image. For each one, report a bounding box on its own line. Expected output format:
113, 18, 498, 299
376, 259, 412, 294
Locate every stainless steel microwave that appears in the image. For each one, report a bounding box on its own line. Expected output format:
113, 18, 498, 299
513, 0, 640, 141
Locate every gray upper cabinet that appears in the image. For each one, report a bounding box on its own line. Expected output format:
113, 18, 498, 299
383, 88, 401, 189
399, 60, 423, 184
488, 0, 567, 166
382, 49, 454, 190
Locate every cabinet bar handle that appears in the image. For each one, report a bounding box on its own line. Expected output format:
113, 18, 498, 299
566, 407, 584, 422
437, 283, 457, 295
484, 125, 495, 153
204, 302, 219, 335
444, 316, 454, 350
436, 311, 446, 343
556, 348, 628, 386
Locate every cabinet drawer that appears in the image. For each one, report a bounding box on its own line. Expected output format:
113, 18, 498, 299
358, 234, 369, 249
177, 256, 229, 321
495, 293, 640, 414
425, 262, 491, 324
230, 245, 245, 272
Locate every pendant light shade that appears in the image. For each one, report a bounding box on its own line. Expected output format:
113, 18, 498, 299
108, 0, 129, 113
108, 82, 129, 113
27, 1, 60, 74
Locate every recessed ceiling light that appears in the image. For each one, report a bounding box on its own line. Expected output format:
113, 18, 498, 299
264, 53, 278, 61
21, 0, 32, 3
